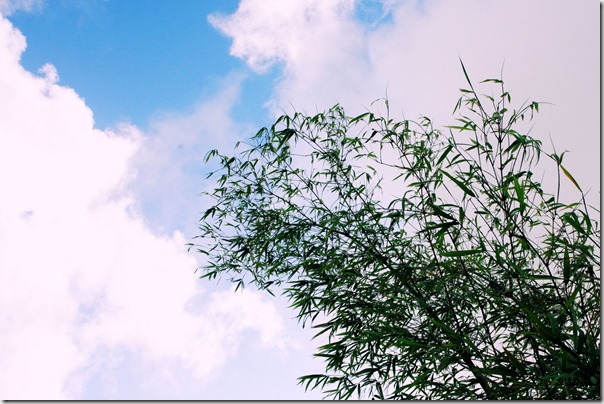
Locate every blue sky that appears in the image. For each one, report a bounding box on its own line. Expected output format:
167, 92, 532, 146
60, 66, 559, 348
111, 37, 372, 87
10, 0, 244, 128
0, 0, 599, 400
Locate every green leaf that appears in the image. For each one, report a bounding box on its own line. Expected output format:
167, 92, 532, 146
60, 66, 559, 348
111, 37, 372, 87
435, 144, 454, 166
563, 248, 571, 284
513, 175, 526, 211
203, 148, 218, 163
430, 203, 456, 221
441, 248, 483, 257
562, 212, 585, 235
349, 112, 371, 124
522, 274, 562, 281
459, 58, 473, 89
559, 164, 582, 192
422, 220, 458, 232
396, 337, 430, 348
441, 170, 477, 198
479, 366, 517, 377
429, 317, 462, 342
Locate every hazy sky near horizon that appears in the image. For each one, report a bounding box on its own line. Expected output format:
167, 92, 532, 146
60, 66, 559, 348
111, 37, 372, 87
0, 0, 598, 399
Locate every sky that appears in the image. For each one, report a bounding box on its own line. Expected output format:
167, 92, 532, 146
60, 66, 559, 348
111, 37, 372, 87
0, 0, 599, 400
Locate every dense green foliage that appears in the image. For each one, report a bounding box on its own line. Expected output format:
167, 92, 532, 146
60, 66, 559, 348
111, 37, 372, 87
192, 67, 600, 399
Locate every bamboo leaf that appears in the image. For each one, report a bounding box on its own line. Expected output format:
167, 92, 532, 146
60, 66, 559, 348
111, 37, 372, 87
441, 248, 483, 257
559, 164, 582, 192
441, 170, 477, 198
429, 317, 462, 342
563, 248, 571, 284
513, 175, 526, 211
396, 337, 430, 348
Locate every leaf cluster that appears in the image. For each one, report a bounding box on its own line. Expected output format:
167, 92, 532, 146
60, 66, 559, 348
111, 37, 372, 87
192, 64, 600, 399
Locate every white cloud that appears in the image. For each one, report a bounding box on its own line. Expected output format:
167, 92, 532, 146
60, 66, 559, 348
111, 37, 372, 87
0, 0, 42, 16
0, 14, 290, 399
210, 0, 357, 73
209, 0, 379, 112
128, 71, 253, 236
211, 0, 381, 110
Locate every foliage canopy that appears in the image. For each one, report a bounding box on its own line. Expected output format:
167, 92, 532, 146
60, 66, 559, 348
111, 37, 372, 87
192, 66, 600, 399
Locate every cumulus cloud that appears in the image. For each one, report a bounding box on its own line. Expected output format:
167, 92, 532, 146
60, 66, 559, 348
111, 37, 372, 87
211, 0, 598, 204
209, 0, 378, 111
209, 0, 357, 73
0, 14, 289, 399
